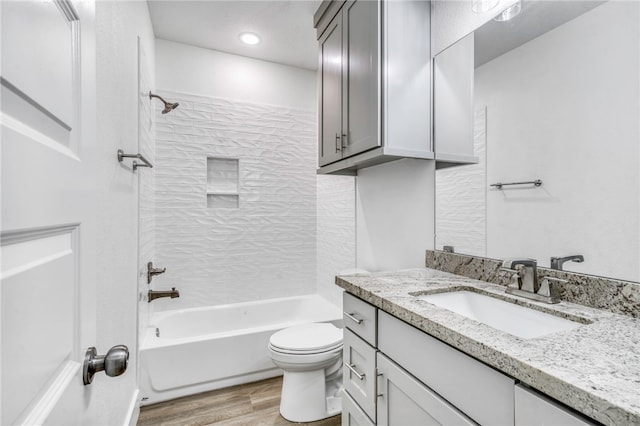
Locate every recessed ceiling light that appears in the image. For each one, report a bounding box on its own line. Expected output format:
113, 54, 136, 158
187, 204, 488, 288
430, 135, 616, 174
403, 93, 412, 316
239, 32, 261, 45
494, 1, 522, 21
472, 0, 499, 13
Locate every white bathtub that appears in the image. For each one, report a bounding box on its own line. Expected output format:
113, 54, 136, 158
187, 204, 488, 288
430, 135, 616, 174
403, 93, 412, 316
139, 294, 343, 405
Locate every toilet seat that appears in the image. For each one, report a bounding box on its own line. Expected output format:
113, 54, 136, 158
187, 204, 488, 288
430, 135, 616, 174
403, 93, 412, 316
269, 323, 343, 355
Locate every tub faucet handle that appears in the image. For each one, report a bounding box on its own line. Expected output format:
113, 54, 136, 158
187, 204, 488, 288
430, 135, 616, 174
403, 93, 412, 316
147, 261, 167, 283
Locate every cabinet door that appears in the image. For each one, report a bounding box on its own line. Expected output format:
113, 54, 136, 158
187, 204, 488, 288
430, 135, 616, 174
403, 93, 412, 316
319, 12, 344, 166
377, 354, 476, 426
344, 328, 377, 422
343, 390, 375, 426
515, 385, 597, 426
342, 0, 380, 157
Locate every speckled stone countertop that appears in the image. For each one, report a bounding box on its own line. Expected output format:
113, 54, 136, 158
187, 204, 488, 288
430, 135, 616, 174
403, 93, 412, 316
336, 268, 640, 426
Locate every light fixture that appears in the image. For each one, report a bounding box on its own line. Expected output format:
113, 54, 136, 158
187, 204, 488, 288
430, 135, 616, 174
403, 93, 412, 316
494, 1, 522, 21
239, 32, 261, 45
472, 0, 499, 13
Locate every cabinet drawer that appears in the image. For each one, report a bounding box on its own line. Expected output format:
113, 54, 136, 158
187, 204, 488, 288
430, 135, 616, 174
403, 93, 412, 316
515, 385, 596, 426
342, 390, 375, 426
377, 353, 476, 426
343, 292, 377, 346
378, 310, 515, 426
343, 328, 377, 422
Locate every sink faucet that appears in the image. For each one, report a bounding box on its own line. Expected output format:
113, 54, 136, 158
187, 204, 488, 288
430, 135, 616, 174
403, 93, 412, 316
501, 258, 538, 293
550, 255, 584, 271
148, 287, 180, 302
501, 258, 564, 304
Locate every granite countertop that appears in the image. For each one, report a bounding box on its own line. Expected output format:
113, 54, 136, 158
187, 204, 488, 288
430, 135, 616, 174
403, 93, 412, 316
336, 268, 640, 426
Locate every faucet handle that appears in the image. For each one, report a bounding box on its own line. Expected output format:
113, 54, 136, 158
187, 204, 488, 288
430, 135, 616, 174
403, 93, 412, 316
500, 266, 524, 289
537, 276, 566, 303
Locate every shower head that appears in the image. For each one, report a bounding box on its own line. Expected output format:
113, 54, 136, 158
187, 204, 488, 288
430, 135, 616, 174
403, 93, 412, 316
149, 92, 179, 114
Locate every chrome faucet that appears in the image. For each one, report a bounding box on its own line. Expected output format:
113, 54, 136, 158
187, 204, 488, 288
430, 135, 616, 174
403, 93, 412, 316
550, 255, 584, 271
501, 258, 565, 304
502, 258, 538, 293
148, 287, 179, 302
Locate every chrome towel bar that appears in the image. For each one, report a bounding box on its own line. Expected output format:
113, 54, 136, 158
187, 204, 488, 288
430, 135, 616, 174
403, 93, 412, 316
490, 179, 542, 189
117, 149, 153, 171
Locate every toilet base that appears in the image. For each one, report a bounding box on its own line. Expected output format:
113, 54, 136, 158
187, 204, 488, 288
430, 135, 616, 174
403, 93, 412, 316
279, 370, 342, 422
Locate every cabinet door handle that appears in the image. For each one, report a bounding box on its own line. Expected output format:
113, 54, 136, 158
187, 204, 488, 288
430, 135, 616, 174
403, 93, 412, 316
341, 133, 347, 149
335, 133, 341, 153
344, 312, 363, 324
345, 363, 366, 380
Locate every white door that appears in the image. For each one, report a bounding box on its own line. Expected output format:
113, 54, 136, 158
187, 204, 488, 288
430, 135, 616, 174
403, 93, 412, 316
1, 1, 108, 424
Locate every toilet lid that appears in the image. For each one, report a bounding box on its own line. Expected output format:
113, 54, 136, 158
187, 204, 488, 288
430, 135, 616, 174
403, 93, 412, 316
270, 323, 343, 353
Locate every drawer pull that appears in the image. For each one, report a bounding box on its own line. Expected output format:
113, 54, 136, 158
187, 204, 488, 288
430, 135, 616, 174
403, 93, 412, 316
345, 363, 366, 380
344, 312, 363, 324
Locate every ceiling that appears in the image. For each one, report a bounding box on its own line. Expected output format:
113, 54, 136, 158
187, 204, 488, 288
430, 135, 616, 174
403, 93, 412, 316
147, 0, 322, 71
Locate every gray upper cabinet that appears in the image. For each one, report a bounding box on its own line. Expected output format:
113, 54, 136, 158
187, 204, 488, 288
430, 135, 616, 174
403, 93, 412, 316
315, 0, 433, 175
319, 13, 344, 166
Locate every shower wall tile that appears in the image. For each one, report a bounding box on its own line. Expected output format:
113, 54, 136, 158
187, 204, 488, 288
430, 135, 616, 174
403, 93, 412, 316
153, 91, 321, 310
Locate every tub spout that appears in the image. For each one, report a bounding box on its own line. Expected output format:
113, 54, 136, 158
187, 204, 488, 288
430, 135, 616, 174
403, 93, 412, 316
148, 287, 179, 302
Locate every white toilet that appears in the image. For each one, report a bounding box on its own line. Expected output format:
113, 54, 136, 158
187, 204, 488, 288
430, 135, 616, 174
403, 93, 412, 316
268, 323, 343, 422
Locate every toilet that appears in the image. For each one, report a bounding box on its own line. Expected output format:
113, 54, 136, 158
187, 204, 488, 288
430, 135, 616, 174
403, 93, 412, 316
268, 323, 343, 422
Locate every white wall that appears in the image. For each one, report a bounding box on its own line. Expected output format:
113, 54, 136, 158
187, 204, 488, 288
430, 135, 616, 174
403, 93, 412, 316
95, 1, 155, 424
356, 159, 435, 271
154, 41, 355, 309
156, 39, 316, 110
317, 175, 356, 305
472, 2, 638, 280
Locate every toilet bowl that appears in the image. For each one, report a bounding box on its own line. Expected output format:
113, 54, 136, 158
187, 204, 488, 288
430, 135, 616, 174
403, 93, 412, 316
268, 323, 343, 422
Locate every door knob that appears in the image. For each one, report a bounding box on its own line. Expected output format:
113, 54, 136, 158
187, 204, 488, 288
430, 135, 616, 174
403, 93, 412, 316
83, 344, 129, 385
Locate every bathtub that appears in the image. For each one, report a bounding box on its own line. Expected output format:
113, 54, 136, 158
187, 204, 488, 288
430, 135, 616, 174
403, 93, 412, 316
139, 294, 343, 405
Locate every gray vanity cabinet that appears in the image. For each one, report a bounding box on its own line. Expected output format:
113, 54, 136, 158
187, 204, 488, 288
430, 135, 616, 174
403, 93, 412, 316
315, 0, 432, 174
342, 292, 601, 426
376, 353, 474, 426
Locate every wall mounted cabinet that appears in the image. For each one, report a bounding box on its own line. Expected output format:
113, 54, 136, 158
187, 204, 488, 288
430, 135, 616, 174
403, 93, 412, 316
314, 0, 432, 175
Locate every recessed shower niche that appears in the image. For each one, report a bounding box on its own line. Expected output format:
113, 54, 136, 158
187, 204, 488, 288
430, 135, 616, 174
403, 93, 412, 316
206, 157, 239, 208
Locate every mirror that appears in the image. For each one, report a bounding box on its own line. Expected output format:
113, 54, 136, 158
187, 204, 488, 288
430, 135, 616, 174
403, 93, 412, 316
435, 1, 639, 282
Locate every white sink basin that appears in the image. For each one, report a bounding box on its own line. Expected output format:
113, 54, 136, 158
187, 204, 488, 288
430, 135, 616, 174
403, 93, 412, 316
419, 291, 582, 339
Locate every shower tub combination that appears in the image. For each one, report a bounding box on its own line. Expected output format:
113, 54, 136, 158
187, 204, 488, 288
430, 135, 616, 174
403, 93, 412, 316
139, 294, 343, 405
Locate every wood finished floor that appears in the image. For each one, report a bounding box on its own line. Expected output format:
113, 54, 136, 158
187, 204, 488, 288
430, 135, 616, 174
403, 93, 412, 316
137, 376, 342, 426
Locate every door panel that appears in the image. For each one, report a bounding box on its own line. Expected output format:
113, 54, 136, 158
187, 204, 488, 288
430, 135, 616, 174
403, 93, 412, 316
377, 354, 476, 426
319, 14, 344, 166
1, 0, 97, 424
343, 0, 379, 157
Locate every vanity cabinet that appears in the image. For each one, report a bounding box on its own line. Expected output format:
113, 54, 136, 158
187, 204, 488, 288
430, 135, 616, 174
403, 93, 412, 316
376, 353, 474, 425
515, 385, 597, 426
378, 310, 515, 425
314, 0, 432, 175
342, 292, 599, 426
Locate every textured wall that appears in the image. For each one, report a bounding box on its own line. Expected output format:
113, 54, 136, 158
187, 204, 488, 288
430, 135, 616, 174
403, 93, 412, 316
152, 91, 320, 310
436, 108, 487, 256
